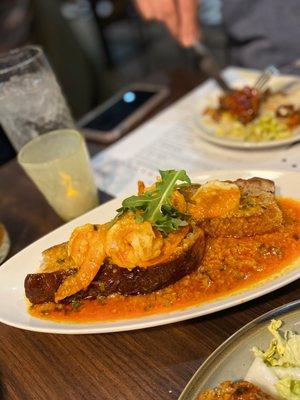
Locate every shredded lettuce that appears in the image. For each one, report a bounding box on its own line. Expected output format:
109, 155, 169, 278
252, 319, 300, 368
245, 357, 279, 397
276, 376, 300, 400
215, 114, 292, 142
273, 367, 300, 380
248, 319, 300, 399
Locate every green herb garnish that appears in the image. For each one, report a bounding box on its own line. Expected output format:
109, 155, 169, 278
116, 170, 191, 235
98, 282, 106, 292
70, 299, 81, 312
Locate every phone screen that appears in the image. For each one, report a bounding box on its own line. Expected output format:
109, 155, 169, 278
84, 90, 157, 132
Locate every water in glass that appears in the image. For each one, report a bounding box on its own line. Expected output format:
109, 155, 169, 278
0, 46, 74, 151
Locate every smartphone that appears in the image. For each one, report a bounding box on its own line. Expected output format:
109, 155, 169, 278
77, 84, 169, 143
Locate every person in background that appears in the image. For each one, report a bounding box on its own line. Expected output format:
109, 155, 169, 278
135, 0, 300, 70
0, 0, 31, 53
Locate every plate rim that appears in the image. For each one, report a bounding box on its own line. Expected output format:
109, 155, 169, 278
193, 116, 300, 150
178, 299, 300, 400
1, 169, 300, 334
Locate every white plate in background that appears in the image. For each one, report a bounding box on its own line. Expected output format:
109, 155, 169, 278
194, 72, 300, 149
193, 116, 300, 149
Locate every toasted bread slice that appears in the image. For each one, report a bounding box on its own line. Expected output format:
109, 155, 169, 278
40, 243, 73, 272
181, 178, 283, 238
202, 178, 283, 237
25, 226, 205, 304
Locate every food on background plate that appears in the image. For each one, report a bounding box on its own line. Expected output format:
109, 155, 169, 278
203, 84, 300, 142
276, 104, 300, 129
246, 319, 300, 399
213, 86, 266, 124
24, 170, 300, 323
197, 380, 275, 400
197, 319, 300, 400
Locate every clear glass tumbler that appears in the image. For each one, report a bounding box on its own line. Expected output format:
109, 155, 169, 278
18, 129, 99, 221
0, 45, 74, 151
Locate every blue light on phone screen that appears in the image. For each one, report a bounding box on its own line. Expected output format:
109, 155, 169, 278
123, 91, 136, 103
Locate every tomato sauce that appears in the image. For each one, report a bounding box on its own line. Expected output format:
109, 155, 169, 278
30, 198, 300, 323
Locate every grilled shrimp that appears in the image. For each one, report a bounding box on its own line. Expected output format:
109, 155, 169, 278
105, 214, 164, 268
55, 223, 107, 302
171, 189, 187, 213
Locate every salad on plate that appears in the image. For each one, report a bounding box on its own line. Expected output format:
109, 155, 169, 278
246, 319, 300, 399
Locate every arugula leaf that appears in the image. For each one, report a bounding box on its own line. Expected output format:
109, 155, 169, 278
116, 170, 191, 234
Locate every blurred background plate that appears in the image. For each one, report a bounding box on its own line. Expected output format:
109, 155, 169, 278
193, 71, 300, 149
179, 299, 300, 400
193, 116, 300, 150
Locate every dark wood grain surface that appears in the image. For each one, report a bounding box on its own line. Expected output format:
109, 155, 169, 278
0, 69, 299, 400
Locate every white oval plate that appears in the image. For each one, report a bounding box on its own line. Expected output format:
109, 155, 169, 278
0, 170, 300, 334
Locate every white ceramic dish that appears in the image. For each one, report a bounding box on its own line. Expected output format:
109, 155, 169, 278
194, 117, 300, 149
194, 72, 300, 149
179, 299, 300, 400
0, 170, 299, 334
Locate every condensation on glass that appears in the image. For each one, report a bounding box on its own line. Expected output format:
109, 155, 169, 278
0, 46, 74, 151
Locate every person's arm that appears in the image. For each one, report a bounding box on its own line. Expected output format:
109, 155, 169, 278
135, 0, 201, 47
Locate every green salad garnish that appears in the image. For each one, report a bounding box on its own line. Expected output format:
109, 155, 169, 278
116, 169, 191, 235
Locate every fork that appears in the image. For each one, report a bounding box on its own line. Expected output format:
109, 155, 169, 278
192, 42, 232, 93
193, 40, 279, 94
253, 65, 279, 91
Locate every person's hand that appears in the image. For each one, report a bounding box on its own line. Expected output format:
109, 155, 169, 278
135, 0, 200, 47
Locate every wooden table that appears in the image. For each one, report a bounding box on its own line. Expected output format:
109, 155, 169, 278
0, 70, 299, 400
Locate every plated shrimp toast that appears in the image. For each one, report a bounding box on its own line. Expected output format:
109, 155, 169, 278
25, 171, 293, 323
25, 170, 206, 305
25, 226, 204, 304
